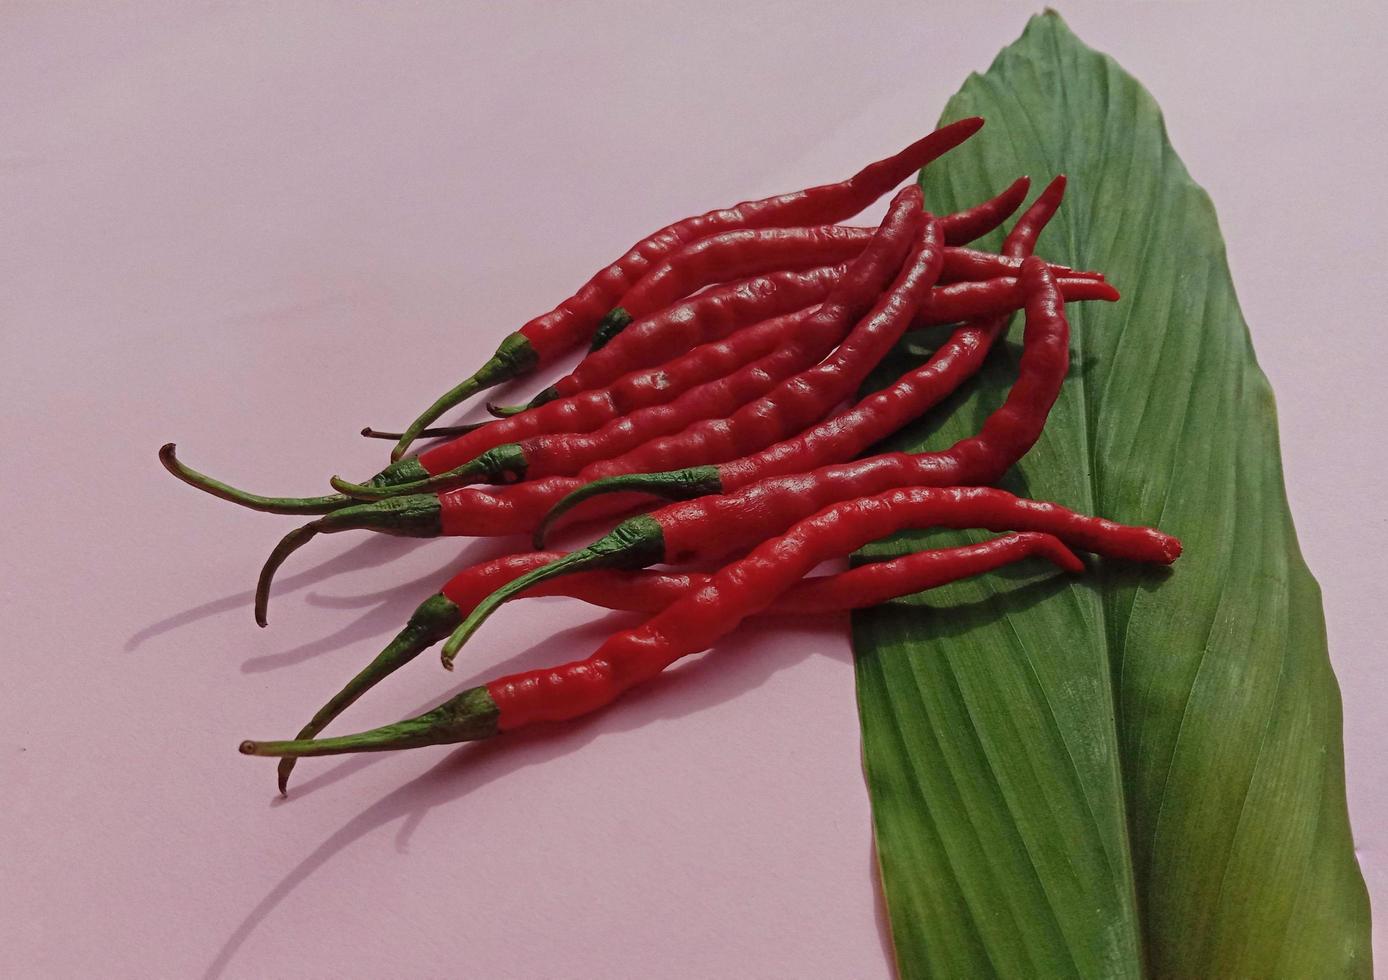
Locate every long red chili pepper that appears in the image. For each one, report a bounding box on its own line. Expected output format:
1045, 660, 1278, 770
162, 263, 1115, 519
271, 531, 1079, 792
250, 260, 1116, 623
246, 189, 1108, 625
240, 486, 1179, 764
536, 175, 1073, 538
162, 266, 848, 515
497, 175, 1033, 415
437, 253, 1077, 664
386, 118, 985, 460
250, 184, 925, 619
584, 226, 1094, 352
400, 267, 845, 464
332, 186, 935, 499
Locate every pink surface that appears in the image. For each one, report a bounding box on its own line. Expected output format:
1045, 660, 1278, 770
3, 4, 1383, 976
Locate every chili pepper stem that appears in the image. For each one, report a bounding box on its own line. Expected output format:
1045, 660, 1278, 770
159, 443, 354, 516
588, 308, 633, 351
276, 593, 464, 793
534, 465, 721, 548
330, 464, 483, 500
255, 495, 445, 626
441, 515, 666, 670
243, 686, 501, 760
484, 402, 526, 418
361, 423, 488, 441
390, 332, 539, 462
332, 443, 528, 500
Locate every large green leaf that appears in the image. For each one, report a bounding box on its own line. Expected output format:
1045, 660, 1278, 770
852, 12, 1371, 978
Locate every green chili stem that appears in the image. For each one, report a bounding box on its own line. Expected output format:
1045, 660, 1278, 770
255, 496, 445, 626
333, 444, 526, 500
242, 686, 500, 760
484, 402, 526, 418
533, 465, 720, 548
439, 515, 665, 670
361, 423, 487, 441
331, 460, 487, 500
276, 594, 463, 794
256, 525, 321, 627
159, 444, 353, 515
390, 332, 538, 462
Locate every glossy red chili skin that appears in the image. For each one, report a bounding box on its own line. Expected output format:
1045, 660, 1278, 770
716, 320, 1001, 492
486, 487, 1178, 729
421, 187, 925, 489
539, 174, 1030, 404
436, 479, 641, 537
568, 218, 943, 482
420, 267, 845, 473
518, 117, 983, 362
615, 224, 1085, 321
655, 260, 1068, 562
715, 176, 1077, 493
517, 214, 949, 482
438, 533, 1077, 618
518, 309, 827, 479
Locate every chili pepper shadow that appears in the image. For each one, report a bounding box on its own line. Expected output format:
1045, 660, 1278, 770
238, 540, 520, 674
124, 534, 440, 652
203, 726, 579, 980
206, 571, 1073, 978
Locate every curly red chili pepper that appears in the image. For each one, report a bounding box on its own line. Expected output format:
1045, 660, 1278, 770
438, 249, 1077, 663
536, 175, 1075, 537
271, 530, 1079, 792
250, 255, 1117, 623
252, 184, 925, 617
400, 267, 845, 467
331, 185, 933, 499
385, 118, 985, 460
499, 174, 1033, 415
585, 225, 1095, 352
240, 485, 1177, 763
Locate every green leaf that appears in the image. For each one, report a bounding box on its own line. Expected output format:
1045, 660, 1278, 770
852, 12, 1371, 978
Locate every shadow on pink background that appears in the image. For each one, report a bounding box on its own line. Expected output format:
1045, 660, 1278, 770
3, 3, 1383, 976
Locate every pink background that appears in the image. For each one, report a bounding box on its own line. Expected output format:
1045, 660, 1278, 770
3, 3, 1383, 977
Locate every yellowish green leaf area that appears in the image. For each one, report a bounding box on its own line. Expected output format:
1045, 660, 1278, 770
852, 12, 1371, 979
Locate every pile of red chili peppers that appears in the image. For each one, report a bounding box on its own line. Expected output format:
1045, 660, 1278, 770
161, 118, 1181, 793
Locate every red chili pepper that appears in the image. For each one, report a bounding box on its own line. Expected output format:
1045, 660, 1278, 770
246, 184, 1114, 624
270, 530, 1079, 792
586, 225, 1095, 352
331, 186, 934, 499
437, 250, 1081, 663
252, 184, 926, 617
240, 486, 1178, 764
536, 176, 1075, 537
509, 175, 1034, 414
251, 252, 1116, 622
511, 269, 1107, 426
386, 118, 985, 460
408, 268, 845, 469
